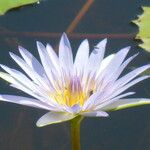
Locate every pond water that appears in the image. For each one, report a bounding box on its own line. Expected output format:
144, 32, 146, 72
0, 0, 150, 150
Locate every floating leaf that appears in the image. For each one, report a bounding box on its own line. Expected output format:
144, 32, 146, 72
133, 7, 150, 52
0, 0, 39, 15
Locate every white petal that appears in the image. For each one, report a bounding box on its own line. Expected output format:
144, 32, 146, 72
36, 111, 76, 127
9, 52, 39, 82
97, 46, 130, 82
99, 53, 138, 88
107, 92, 135, 102
94, 92, 135, 110
88, 39, 107, 72
0, 95, 51, 110
46, 44, 60, 73
81, 111, 109, 117
101, 98, 150, 111
36, 41, 59, 90
0, 72, 16, 84
0, 72, 47, 102
97, 67, 149, 102
110, 76, 149, 98
82, 92, 100, 111
115, 64, 150, 88
9, 52, 51, 91
10, 83, 44, 100
59, 33, 73, 75
81, 39, 106, 89
36, 41, 54, 76
18, 46, 46, 78
108, 53, 138, 82
74, 39, 89, 75
10, 83, 60, 109
0, 65, 50, 99
0, 65, 58, 106
0, 64, 36, 91
96, 54, 115, 77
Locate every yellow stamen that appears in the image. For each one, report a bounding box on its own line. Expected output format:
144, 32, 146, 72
50, 77, 87, 107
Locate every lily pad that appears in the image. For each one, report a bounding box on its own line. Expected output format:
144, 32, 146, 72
0, 0, 39, 15
133, 7, 150, 52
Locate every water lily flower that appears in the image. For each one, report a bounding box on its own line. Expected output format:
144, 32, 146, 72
0, 33, 149, 127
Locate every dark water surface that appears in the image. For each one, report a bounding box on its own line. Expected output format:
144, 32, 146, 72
0, 0, 150, 150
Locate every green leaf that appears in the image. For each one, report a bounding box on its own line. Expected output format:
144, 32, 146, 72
0, 0, 39, 15
102, 98, 150, 111
133, 7, 150, 52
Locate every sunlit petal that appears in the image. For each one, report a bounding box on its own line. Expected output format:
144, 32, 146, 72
36, 111, 76, 127
0, 95, 52, 110
74, 39, 89, 75
18, 46, 46, 78
82, 111, 109, 117
59, 33, 73, 76
88, 38, 107, 72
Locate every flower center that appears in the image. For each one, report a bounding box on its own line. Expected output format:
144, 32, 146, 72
52, 76, 87, 107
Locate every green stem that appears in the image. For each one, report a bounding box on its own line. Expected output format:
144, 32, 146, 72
70, 115, 84, 150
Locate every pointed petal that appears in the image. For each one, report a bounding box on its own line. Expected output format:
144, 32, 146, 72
10, 83, 59, 108
36, 111, 76, 127
9, 52, 38, 81
88, 39, 107, 72
97, 54, 138, 91
96, 54, 115, 77
0, 71, 48, 102
0, 72, 16, 84
0, 65, 51, 99
0, 64, 36, 90
96, 67, 150, 103
107, 53, 139, 82
74, 39, 89, 75
59, 33, 73, 75
9, 52, 51, 90
46, 44, 60, 73
36, 41, 53, 77
82, 92, 100, 111
94, 92, 135, 110
10, 83, 44, 100
115, 64, 150, 88
0, 95, 51, 110
36, 41, 59, 90
18, 46, 46, 77
110, 76, 149, 98
102, 98, 150, 111
81, 111, 109, 117
97, 46, 130, 82
0, 65, 58, 106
